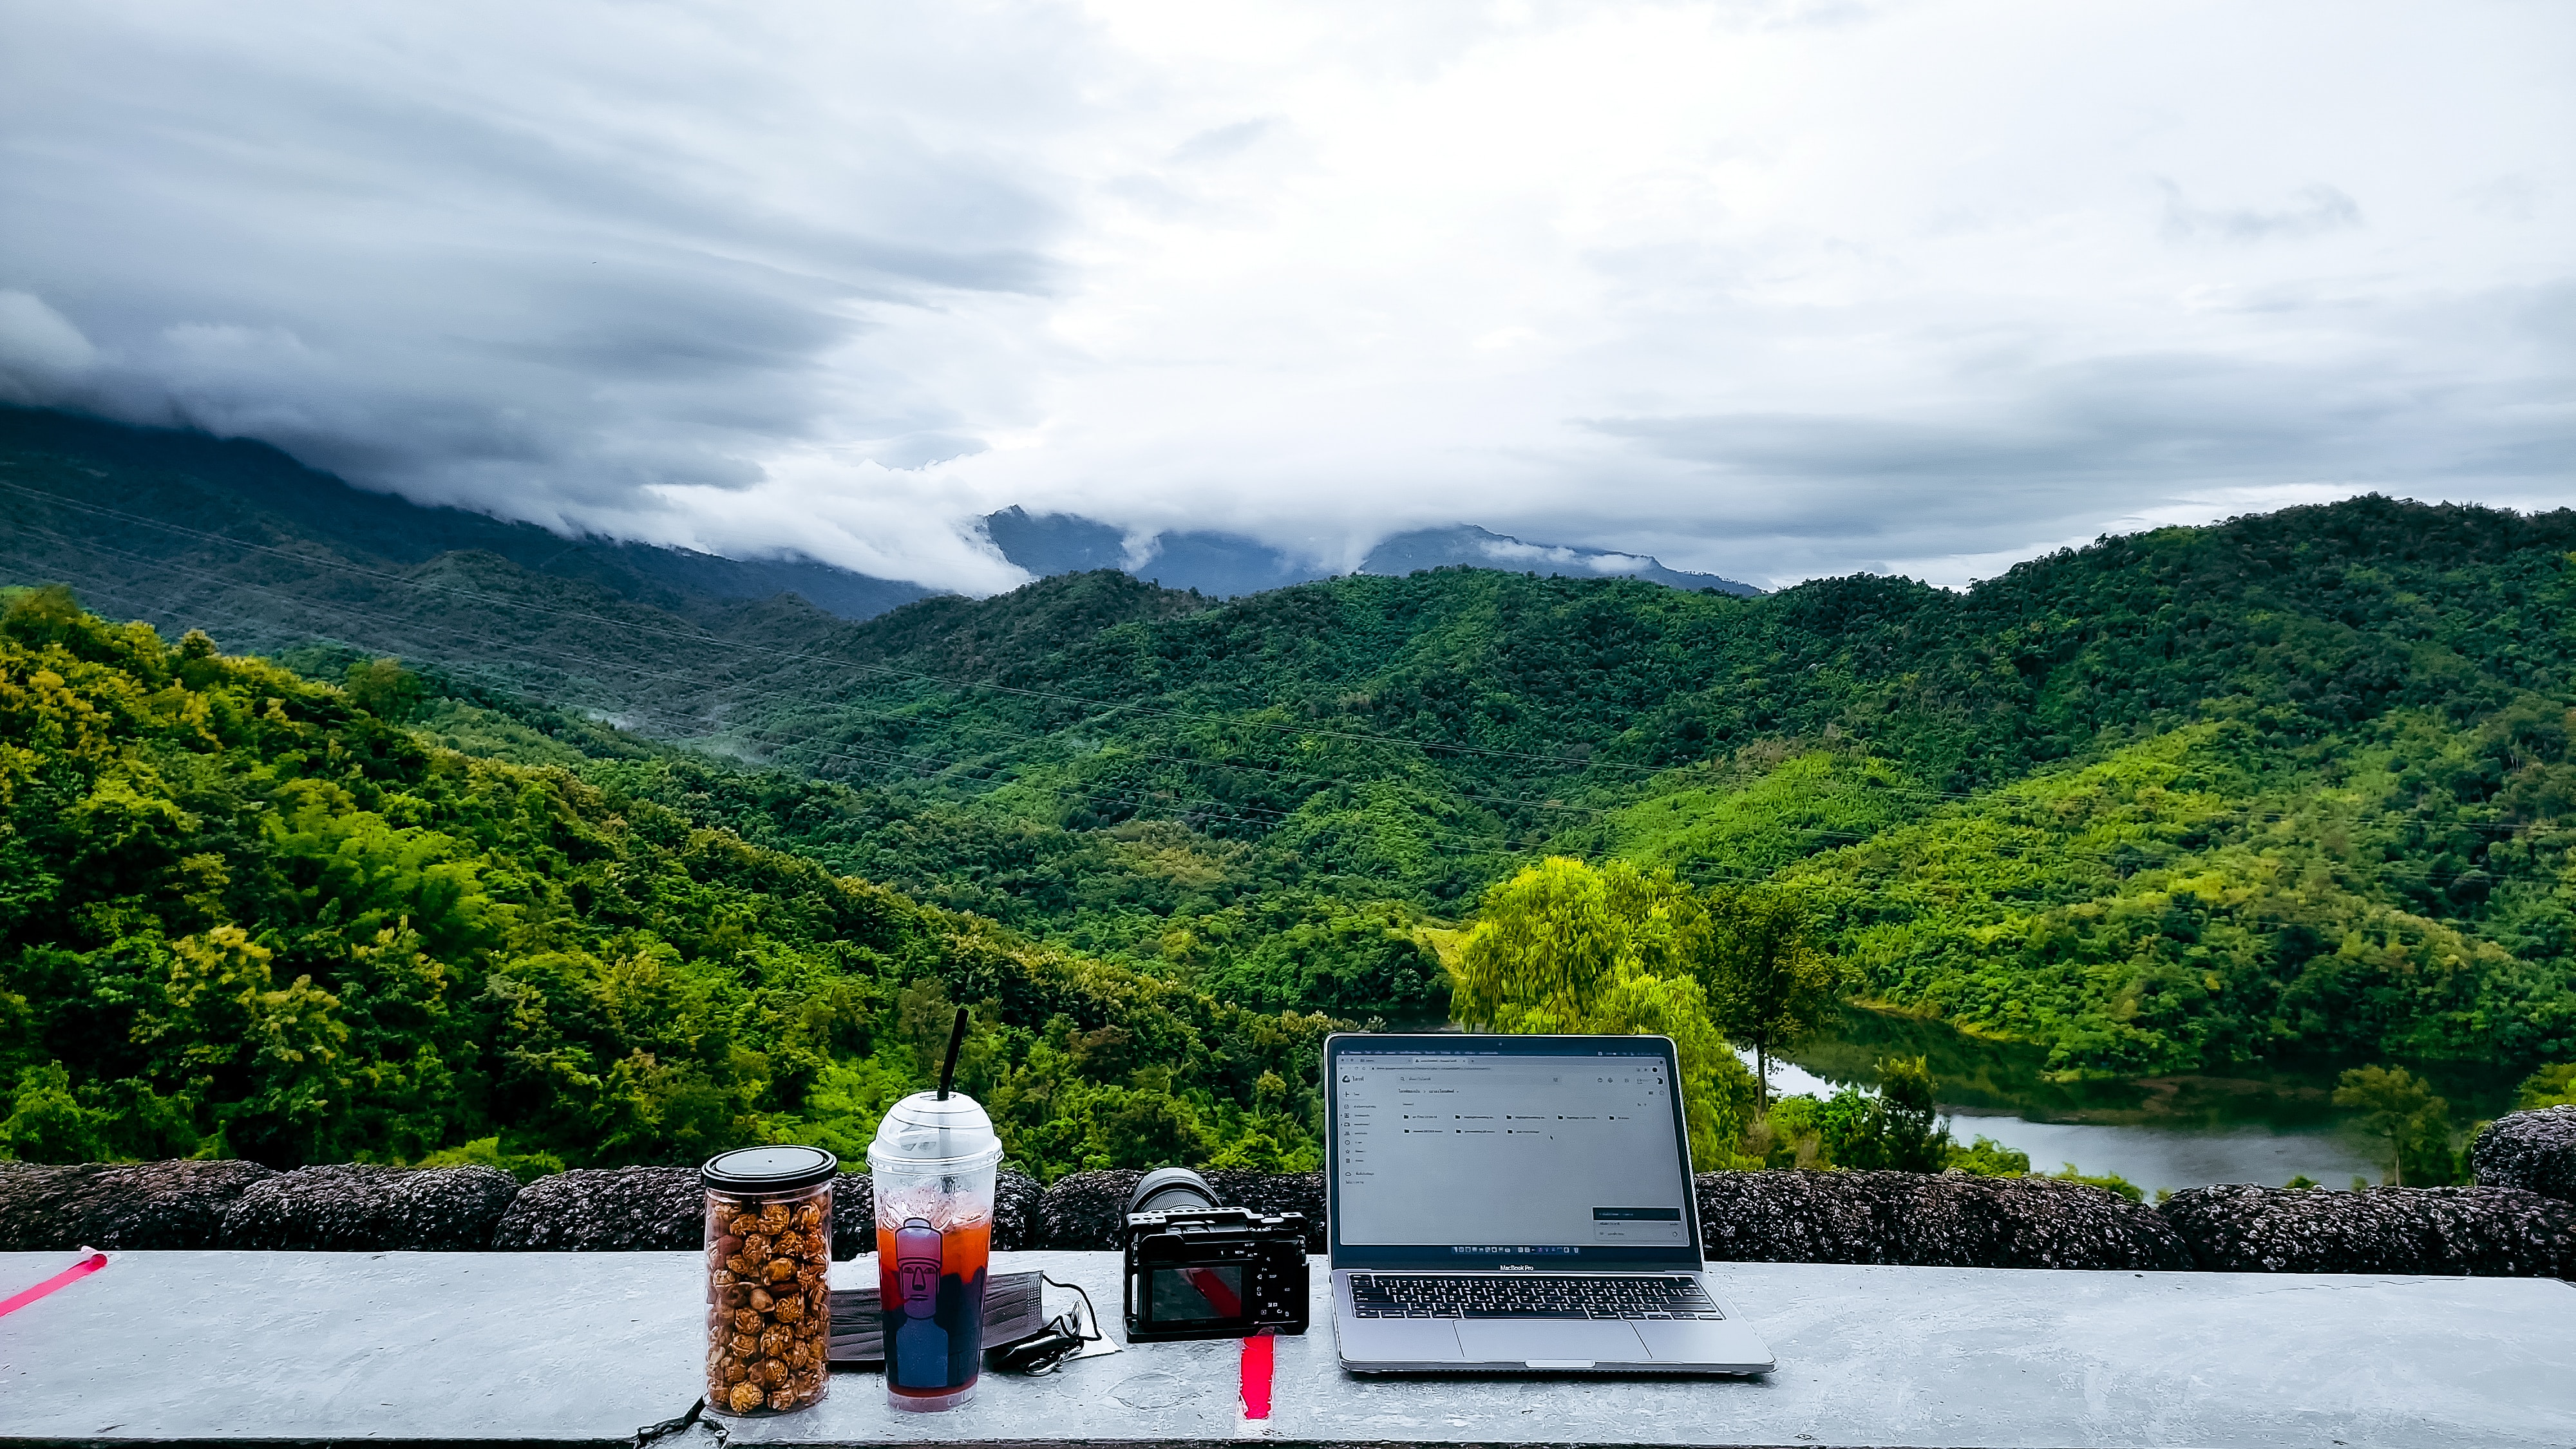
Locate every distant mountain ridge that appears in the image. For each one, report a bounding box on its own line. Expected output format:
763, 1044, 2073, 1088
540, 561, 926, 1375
0, 406, 933, 622
979, 507, 1762, 598
12, 401, 2576, 1104
3, 409, 1757, 634
1357, 524, 1760, 596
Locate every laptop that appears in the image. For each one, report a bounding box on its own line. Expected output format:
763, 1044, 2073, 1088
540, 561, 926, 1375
1325, 1032, 1774, 1375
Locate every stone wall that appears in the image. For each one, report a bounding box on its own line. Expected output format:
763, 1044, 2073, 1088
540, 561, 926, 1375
4, 1108, 2570, 1274
2470, 1104, 2576, 1204
1696, 1169, 2195, 1269
2161, 1182, 2576, 1275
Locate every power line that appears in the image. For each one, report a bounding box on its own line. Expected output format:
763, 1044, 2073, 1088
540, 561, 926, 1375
8, 527, 2552, 895
2, 547, 1538, 865
23, 500, 2545, 874
0, 478, 1665, 775
8, 477, 2553, 847
6, 538, 2546, 909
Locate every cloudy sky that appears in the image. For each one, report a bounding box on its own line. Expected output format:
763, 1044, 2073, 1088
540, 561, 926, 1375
3, 0, 2569, 592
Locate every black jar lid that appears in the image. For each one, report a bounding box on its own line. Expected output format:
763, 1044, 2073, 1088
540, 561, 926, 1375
701, 1144, 838, 1193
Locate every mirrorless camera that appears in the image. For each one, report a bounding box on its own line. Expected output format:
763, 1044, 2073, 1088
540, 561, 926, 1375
1121, 1168, 1309, 1341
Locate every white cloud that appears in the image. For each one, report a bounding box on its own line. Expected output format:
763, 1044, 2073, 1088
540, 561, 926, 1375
0, 291, 100, 401
0, 0, 2568, 592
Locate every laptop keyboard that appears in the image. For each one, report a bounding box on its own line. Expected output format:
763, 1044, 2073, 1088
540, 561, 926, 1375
1348, 1274, 1723, 1320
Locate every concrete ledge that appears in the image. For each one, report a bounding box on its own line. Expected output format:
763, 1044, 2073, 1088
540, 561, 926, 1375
3, 1250, 2570, 1448
2474, 1106, 2576, 1204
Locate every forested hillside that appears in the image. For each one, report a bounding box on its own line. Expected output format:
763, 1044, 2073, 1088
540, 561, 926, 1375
5, 405, 2575, 1132
0, 589, 1330, 1175
662, 498, 2576, 1080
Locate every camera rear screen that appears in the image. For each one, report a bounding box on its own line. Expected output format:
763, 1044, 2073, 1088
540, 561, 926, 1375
1148, 1264, 1245, 1323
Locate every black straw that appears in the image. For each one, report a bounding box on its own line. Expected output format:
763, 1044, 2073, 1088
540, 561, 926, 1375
936, 1006, 969, 1100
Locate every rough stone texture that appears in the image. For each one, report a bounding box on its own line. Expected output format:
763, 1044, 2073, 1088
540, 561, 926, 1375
830, 1171, 875, 1260
1036, 1169, 1327, 1251
0, 1164, 88, 1250
489, 1166, 703, 1251
1696, 1169, 2195, 1270
220, 1164, 520, 1251
1036, 1169, 1141, 1249
2160, 1182, 2576, 1276
1209, 1168, 1328, 1251
2470, 1106, 2576, 1204
0, 1159, 276, 1251
995, 1168, 1042, 1250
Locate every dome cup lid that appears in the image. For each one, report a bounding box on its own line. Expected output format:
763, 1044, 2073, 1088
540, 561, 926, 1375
701, 1144, 839, 1194
867, 1090, 1004, 1170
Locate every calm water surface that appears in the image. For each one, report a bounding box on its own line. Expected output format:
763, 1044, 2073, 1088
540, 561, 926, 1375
1752, 1006, 2525, 1197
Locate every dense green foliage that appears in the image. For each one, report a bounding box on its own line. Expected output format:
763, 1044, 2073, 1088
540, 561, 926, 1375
0, 589, 1332, 1175
2518, 1061, 2576, 1109
2331, 1065, 2471, 1187
688, 499, 2576, 1084
8, 407, 2576, 1168
694, 500, 2576, 1086
1446, 856, 1763, 1167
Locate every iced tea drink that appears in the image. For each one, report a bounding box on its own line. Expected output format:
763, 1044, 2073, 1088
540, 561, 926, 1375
875, 1213, 992, 1405
867, 1083, 1002, 1412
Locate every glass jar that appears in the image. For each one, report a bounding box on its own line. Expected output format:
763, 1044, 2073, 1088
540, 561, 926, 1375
701, 1146, 837, 1416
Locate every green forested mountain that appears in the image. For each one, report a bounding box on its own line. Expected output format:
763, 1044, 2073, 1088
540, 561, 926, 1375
0, 406, 928, 741
5, 408, 2576, 1175
638, 498, 2576, 1081
0, 589, 1329, 1174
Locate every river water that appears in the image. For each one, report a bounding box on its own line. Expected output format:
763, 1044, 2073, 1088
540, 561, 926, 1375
1752, 1005, 2527, 1198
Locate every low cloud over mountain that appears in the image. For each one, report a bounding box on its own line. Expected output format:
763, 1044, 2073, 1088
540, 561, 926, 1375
2, 1, 2566, 594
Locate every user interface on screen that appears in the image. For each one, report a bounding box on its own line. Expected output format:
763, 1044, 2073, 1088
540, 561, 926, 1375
1331, 1041, 1694, 1262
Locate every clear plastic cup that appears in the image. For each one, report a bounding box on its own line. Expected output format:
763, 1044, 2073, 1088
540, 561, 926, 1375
868, 1089, 1003, 1412
700, 1145, 837, 1417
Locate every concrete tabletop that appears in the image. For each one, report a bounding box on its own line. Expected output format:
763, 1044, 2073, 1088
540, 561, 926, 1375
1, 1249, 2569, 1448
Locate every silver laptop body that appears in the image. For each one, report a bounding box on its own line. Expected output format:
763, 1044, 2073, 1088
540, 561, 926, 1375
1325, 1032, 1774, 1375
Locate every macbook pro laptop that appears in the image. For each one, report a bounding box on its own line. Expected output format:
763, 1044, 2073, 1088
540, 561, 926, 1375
1325, 1032, 1774, 1375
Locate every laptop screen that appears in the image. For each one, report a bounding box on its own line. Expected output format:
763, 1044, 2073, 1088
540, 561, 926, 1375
1324, 1034, 1704, 1270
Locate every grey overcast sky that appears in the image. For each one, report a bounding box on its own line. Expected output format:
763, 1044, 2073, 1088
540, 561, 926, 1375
2, 1, 2569, 593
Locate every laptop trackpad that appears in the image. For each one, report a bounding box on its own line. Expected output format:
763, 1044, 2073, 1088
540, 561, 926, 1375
1340, 1315, 1466, 1363
1634, 1317, 1773, 1370
1455, 1318, 1648, 1366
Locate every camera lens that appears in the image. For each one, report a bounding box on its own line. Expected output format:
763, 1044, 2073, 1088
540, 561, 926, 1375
1127, 1166, 1221, 1215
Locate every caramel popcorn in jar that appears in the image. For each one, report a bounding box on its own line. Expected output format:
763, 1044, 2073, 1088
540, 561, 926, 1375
700, 1147, 838, 1417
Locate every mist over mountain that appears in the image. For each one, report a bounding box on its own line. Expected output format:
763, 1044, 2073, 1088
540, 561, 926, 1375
1358, 525, 1761, 597
0, 411, 1765, 650
8, 393, 2576, 1179
978, 507, 1763, 598
0, 406, 932, 625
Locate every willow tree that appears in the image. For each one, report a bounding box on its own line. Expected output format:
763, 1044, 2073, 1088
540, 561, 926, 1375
1452, 857, 1760, 1169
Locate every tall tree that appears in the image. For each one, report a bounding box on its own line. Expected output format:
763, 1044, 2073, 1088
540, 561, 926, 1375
2332, 1065, 2439, 1186
1452, 857, 1758, 1168
1699, 886, 1842, 1112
